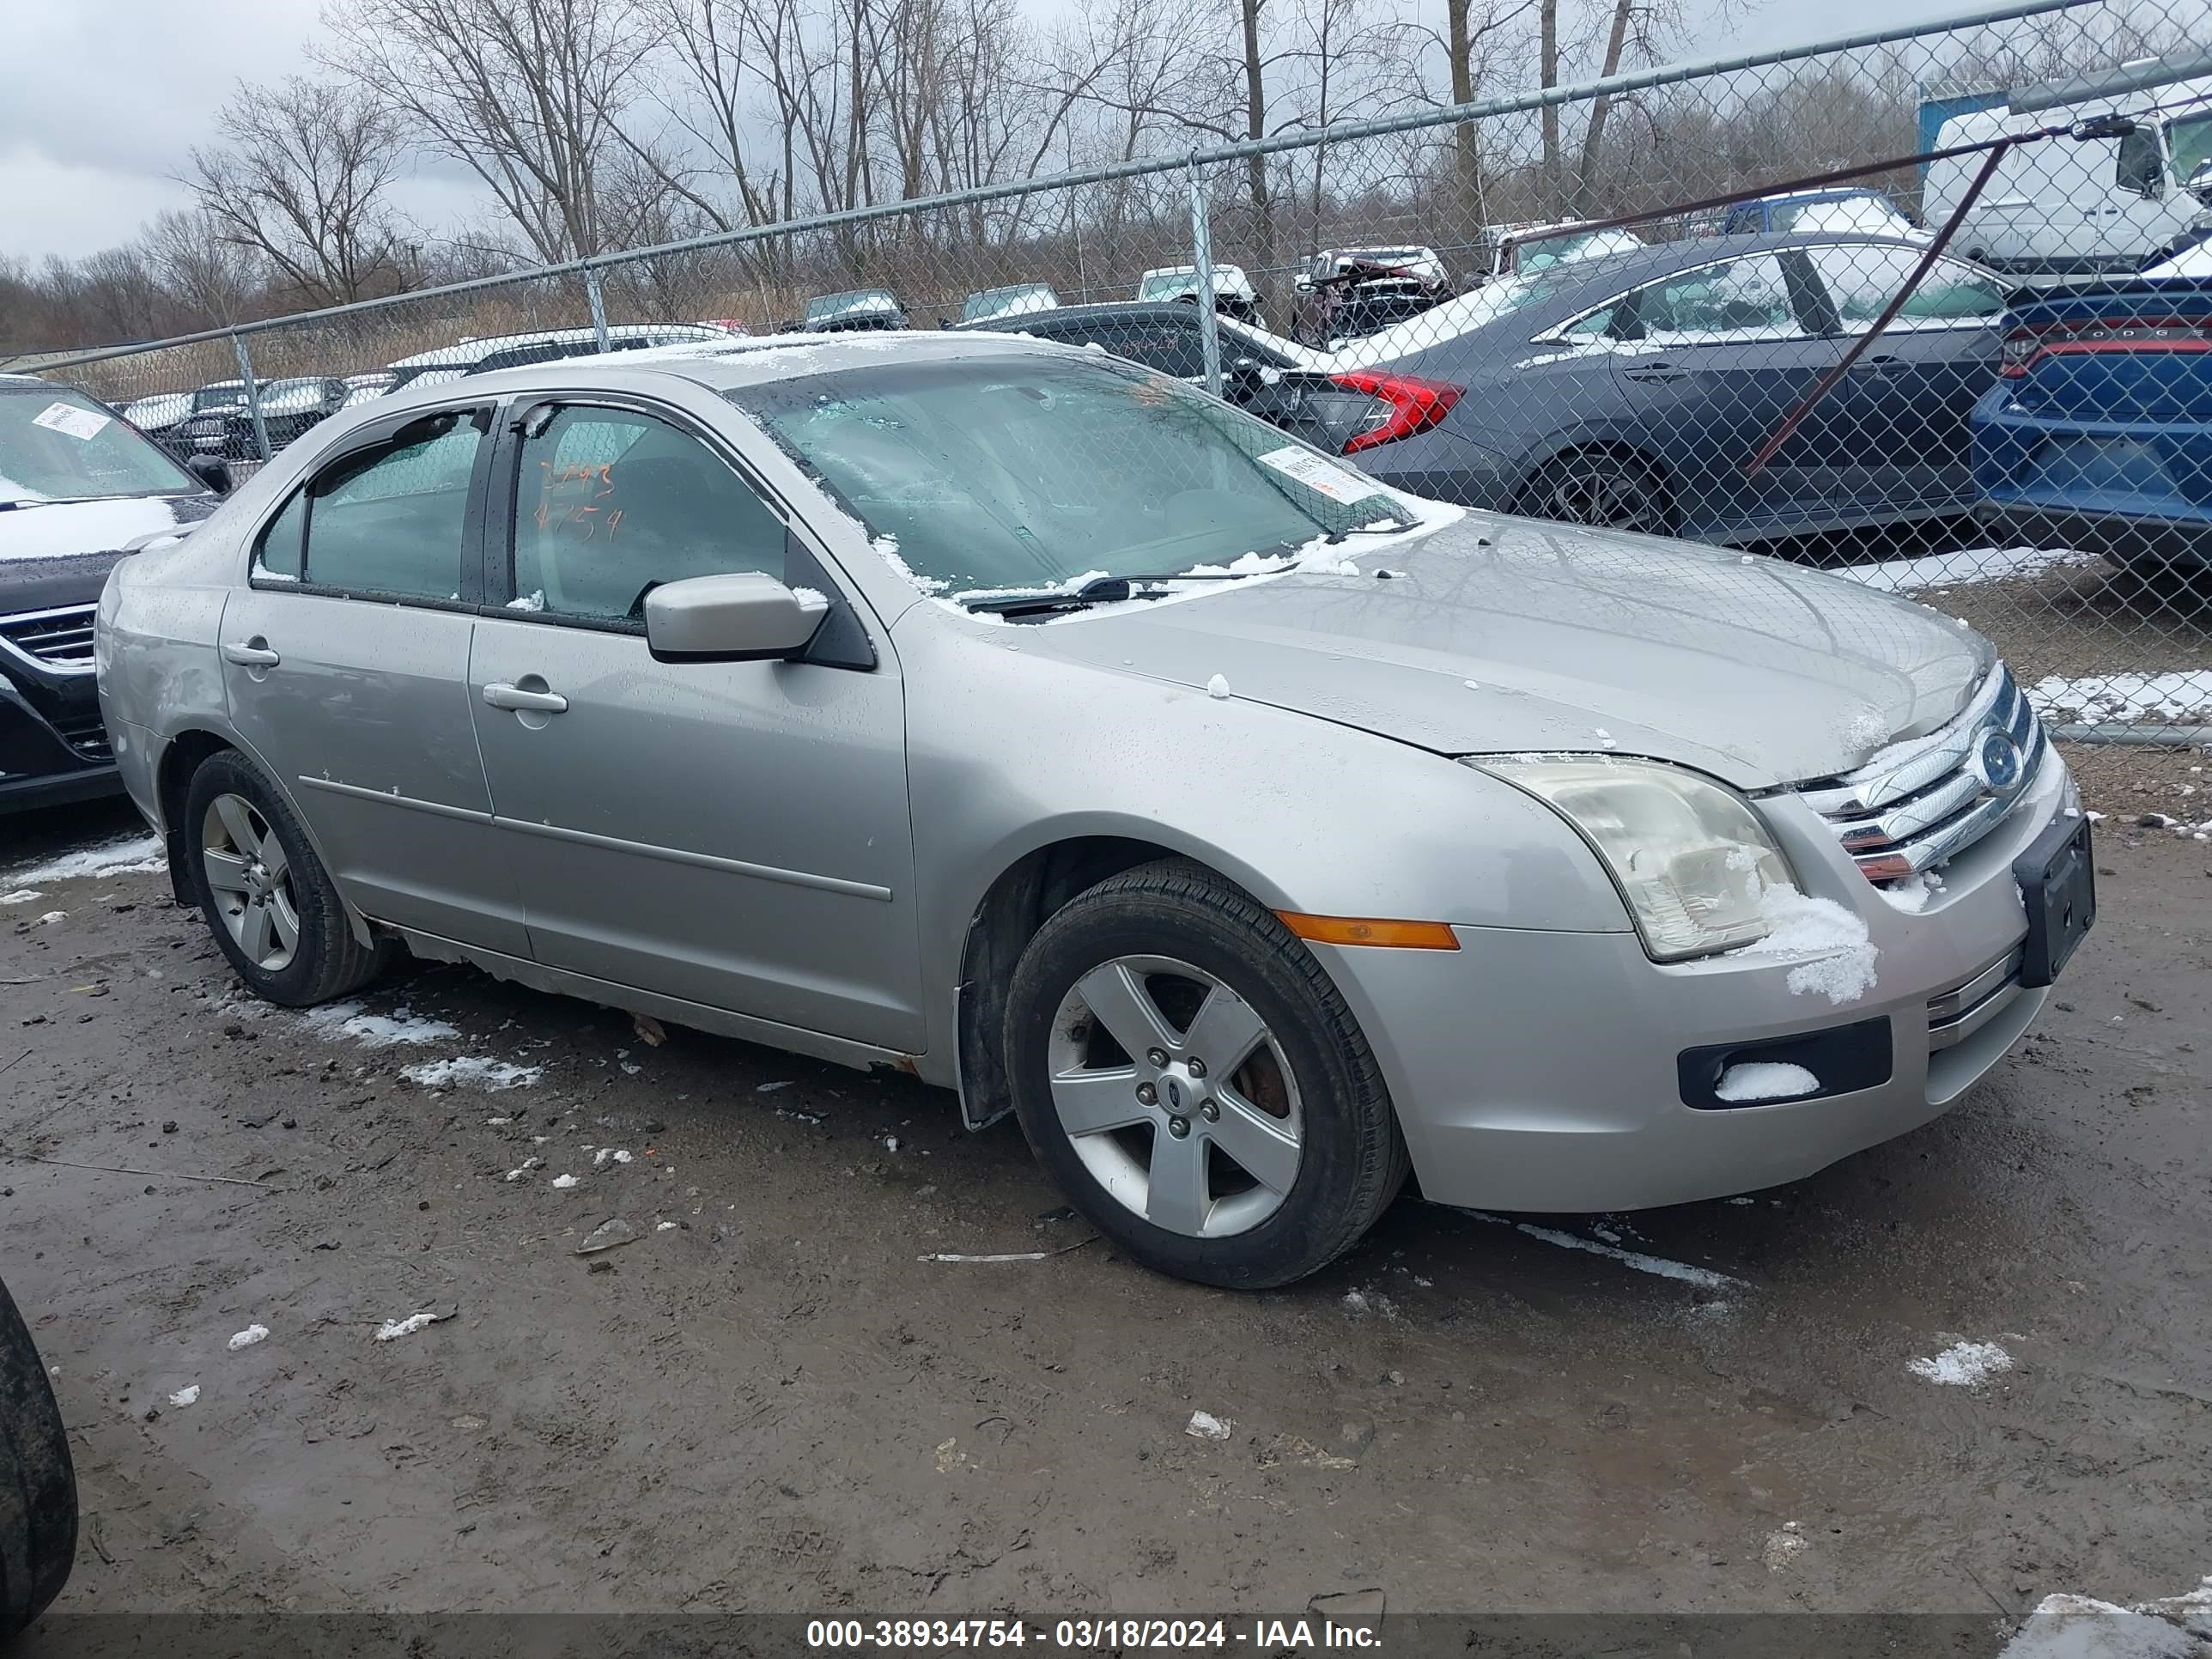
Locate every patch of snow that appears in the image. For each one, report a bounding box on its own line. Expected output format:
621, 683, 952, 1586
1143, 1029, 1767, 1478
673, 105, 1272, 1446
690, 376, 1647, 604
168, 1384, 200, 1406
3, 834, 167, 885
1908, 1339, 2014, 1386
656, 1219, 678, 1231
1762, 1522, 1809, 1572
374, 1312, 442, 1341
301, 1002, 459, 1048
227, 1324, 269, 1351
1340, 1288, 1401, 1321
756, 1080, 793, 1092
1186, 1410, 1232, 1440
1714, 1060, 1820, 1103
790, 586, 828, 607
1206, 673, 1232, 700
592, 1147, 633, 1165
1881, 871, 1944, 914
400, 1056, 543, 1091
506, 589, 546, 611
550, 1173, 580, 1188
34, 911, 66, 926
503, 1158, 544, 1181
1, 890, 42, 904
1462, 1211, 1743, 1288
2029, 672, 2212, 727
1830, 545, 2097, 594
1735, 884, 1879, 1004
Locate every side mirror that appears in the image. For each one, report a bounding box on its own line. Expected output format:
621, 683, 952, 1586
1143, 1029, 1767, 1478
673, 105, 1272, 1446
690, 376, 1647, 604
644, 572, 830, 664
184, 454, 234, 495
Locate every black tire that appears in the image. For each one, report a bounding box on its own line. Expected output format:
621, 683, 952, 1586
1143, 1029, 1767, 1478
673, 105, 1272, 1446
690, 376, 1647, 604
180, 749, 389, 1007
1004, 860, 1410, 1289
1513, 447, 1677, 537
1, 1276, 76, 1642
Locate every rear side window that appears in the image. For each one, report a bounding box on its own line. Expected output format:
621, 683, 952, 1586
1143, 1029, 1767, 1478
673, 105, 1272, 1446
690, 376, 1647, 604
1046, 318, 1207, 379
1806, 245, 2006, 331
253, 416, 483, 599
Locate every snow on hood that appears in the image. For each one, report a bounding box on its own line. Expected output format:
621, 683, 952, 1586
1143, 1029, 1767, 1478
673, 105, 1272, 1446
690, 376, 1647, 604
1000, 514, 1993, 788
0, 494, 213, 563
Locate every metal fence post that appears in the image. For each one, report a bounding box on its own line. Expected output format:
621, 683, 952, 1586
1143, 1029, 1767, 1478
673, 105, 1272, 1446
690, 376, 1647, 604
230, 331, 271, 464
584, 263, 611, 354
1187, 158, 1224, 398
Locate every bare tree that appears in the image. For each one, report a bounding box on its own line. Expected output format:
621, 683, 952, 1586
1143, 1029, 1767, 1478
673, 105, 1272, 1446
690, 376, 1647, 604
143, 210, 268, 322
325, 0, 659, 262
182, 76, 408, 307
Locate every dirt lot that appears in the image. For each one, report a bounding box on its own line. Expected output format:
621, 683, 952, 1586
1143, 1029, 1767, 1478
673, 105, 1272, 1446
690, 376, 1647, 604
2, 792, 2207, 1634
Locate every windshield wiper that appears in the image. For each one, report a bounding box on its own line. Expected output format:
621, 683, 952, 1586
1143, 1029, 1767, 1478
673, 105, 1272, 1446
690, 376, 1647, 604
964, 572, 1255, 618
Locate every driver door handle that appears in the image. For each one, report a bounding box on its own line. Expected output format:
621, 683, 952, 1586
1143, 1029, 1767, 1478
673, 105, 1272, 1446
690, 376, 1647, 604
221, 641, 281, 667
1622, 362, 1689, 383
483, 681, 569, 714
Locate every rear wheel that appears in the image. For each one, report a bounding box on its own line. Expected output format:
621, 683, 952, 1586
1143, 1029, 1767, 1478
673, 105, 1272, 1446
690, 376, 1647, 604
1514, 448, 1676, 535
1, 1276, 76, 1641
1004, 860, 1408, 1289
181, 750, 389, 1006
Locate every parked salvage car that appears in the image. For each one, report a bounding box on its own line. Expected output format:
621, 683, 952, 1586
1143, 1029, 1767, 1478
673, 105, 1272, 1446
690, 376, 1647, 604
120, 388, 194, 451
1323, 231, 2011, 544
98, 334, 2091, 1287
1, 1274, 76, 1641
1970, 275, 2212, 573
3, 374, 222, 814
951, 301, 1462, 461
177, 375, 349, 459
799, 289, 909, 332
386, 325, 735, 392
1293, 247, 1449, 347
1134, 264, 1262, 324
959, 283, 1061, 323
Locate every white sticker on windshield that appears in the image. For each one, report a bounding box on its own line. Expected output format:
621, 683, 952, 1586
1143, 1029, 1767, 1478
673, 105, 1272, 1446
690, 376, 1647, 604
31, 402, 111, 441
1256, 445, 1374, 504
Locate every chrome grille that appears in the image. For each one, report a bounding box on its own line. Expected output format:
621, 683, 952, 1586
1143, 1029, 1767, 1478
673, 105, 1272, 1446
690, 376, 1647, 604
0, 605, 97, 671
1928, 947, 2024, 1053
1795, 666, 2045, 883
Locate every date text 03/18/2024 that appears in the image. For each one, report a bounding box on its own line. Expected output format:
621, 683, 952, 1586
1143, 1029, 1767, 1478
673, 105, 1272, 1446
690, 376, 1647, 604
805, 1618, 1382, 1650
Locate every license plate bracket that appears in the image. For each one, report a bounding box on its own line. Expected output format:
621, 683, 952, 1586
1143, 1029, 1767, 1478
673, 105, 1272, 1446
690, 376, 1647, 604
2013, 816, 2096, 988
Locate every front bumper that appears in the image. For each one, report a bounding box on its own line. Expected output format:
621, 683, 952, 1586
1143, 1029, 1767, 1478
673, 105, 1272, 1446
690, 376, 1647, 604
1315, 750, 2073, 1212
1, 678, 119, 816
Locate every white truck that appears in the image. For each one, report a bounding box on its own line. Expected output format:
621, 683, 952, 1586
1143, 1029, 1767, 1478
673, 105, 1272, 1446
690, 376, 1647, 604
1926, 78, 2212, 282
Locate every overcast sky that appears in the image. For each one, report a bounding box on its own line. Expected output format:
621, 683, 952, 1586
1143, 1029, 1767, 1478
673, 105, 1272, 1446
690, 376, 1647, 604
0, 0, 1985, 265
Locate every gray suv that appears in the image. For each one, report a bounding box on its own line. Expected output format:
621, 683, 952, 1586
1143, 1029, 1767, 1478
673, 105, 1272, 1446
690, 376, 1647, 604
95, 334, 2092, 1288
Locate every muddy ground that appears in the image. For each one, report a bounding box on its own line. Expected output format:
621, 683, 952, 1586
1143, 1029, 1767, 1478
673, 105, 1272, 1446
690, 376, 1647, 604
1, 791, 2206, 1630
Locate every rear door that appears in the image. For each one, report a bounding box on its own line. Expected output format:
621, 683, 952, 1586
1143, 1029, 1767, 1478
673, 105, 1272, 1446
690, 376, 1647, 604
1607, 252, 1850, 537
218, 404, 526, 953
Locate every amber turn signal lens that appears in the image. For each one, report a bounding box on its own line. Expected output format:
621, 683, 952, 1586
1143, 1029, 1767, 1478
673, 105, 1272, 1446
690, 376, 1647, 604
1274, 911, 1460, 950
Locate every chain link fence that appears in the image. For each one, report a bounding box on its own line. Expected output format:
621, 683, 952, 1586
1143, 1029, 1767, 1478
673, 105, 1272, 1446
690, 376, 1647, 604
22, 0, 2212, 772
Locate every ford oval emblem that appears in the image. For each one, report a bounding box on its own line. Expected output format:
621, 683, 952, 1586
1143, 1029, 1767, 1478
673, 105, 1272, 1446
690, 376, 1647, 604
1972, 729, 2023, 794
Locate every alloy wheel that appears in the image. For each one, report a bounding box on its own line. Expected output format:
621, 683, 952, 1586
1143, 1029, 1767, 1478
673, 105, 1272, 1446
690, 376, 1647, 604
1046, 955, 1304, 1237
200, 793, 301, 973
1530, 454, 1672, 533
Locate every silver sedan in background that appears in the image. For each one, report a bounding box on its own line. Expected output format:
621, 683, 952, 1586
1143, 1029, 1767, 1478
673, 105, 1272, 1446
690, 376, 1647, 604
94, 333, 2093, 1288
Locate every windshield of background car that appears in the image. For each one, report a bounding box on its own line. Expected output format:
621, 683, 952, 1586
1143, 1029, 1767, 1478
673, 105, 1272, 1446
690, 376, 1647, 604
192, 384, 246, 410
808, 291, 897, 322
728, 356, 1413, 599
0, 384, 200, 507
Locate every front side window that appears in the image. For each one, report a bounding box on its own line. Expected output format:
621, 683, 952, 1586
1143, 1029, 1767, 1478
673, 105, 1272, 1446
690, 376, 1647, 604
2116, 123, 2165, 198
1628, 255, 1802, 343
1806, 245, 2006, 331
0, 384, 201, 506
510, 406, 786, 622
729, 356, 1413, 600
255, 414, 482, 599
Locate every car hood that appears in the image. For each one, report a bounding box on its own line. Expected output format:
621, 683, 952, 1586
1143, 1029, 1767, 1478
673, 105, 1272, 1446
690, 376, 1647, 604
1012, 514, 1991, 788
0, 495, 217, 613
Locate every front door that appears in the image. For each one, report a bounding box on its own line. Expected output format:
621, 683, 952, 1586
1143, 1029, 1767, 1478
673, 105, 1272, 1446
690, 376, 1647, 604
466, 398, 926, 1051
219, 405, 527, 954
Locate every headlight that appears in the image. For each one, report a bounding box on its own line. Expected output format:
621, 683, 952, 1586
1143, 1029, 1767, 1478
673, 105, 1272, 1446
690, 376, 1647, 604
1470, 756, 1794, 961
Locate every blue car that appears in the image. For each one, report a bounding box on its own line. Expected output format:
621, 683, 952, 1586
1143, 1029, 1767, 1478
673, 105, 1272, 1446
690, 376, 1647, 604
1340, 233, 2011, 544
1971, 278, 2212, 573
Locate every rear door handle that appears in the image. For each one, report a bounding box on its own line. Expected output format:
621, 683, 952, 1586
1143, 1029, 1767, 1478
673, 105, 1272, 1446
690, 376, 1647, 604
221, 641, 281, 667
482, 681, 568, 714
1623, 362, 1689, 383
1863, 355, 1904, 378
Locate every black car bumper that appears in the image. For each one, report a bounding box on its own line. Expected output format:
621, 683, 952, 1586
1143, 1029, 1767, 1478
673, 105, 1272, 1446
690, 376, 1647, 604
1973, 502, 2212, 571
1, 678, 119, 817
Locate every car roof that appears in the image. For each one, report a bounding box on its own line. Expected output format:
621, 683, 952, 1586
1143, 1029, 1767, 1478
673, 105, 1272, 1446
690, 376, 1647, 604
386, 323, 720, 369
941, 301, 1301, 357
1527, 229, 1951, 289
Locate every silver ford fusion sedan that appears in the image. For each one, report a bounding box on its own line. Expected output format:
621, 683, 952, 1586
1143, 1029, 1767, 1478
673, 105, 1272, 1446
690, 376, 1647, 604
95, 332, 2094, 1288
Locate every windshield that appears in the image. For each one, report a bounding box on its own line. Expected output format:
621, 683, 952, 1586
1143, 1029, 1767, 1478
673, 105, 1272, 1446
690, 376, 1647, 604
1, 385, 201, 507
728, 356, 1411, 599
2170, 110, 2212, 186
191, 383, 246, 411
963, 285, 1058, 320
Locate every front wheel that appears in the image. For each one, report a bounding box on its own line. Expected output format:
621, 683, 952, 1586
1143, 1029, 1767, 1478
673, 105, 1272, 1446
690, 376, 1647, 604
181, 750, 389, 1006
1004, 861, 1408, 1288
